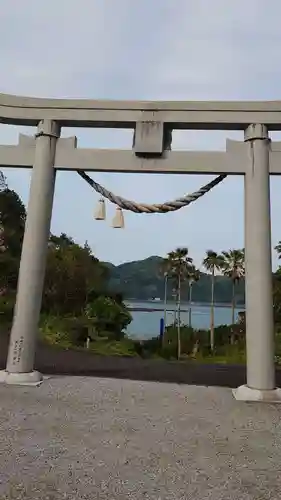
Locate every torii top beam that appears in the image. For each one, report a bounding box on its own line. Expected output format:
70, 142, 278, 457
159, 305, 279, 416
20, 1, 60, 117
1, 93, 281, 130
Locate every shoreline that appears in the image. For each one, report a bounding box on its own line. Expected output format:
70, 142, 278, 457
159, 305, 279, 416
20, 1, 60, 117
126, 300, 245, 310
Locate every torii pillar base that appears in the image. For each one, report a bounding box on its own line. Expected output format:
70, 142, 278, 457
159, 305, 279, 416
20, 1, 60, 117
233, 385, 281, 402
0, 370, 43, 386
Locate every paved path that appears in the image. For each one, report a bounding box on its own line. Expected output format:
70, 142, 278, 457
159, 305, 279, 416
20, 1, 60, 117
0, 337, 250, 388
1, 376, 281, 499
2, 333, 281, 388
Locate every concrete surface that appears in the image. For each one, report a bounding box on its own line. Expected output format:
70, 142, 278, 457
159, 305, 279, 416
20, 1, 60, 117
1, 376, 281, 499
3, 92, 281, 129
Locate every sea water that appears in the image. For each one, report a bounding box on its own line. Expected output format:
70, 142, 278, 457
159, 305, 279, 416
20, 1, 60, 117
125, 300, 244, 339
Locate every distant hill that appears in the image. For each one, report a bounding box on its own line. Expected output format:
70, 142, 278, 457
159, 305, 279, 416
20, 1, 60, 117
105, 256, 245, 304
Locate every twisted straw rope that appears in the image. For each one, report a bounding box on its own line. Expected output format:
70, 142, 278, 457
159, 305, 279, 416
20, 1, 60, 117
77, 170, 227, 214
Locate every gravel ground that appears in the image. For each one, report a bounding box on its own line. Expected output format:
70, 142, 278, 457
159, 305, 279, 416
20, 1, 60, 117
1, 377, 281, 499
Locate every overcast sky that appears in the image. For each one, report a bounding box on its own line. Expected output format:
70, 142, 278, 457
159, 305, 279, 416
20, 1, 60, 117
1, 0, 281, 269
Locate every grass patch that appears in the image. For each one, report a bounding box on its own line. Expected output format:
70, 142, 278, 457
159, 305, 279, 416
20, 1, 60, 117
87, 339, 138, 357
192, 352, 246, 365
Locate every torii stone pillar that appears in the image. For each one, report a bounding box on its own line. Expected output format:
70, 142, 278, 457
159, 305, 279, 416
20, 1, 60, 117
234, 124, 281, 401
0, 120, 60, 385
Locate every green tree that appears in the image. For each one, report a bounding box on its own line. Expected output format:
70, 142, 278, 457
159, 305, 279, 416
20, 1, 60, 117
163, 247, 193, 359
43, 234, 108, 315
0, 186, 26, 292
273, 270, 281, 325
0, 188, 26, 257
85, 295, 132, 340
49, 232, 75, 249
203, 250, 224, 350
221, 249, 245, 327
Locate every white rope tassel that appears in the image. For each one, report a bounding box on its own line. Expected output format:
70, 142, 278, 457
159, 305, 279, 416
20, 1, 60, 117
112, 207, 124, 228
94, 198, 106, 220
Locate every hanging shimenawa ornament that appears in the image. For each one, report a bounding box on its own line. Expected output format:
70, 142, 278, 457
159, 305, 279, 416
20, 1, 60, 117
112, 207, 125, 228
94, 198, 106, 220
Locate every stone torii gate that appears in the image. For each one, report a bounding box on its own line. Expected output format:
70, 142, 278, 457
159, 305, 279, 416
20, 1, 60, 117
0, 93, 281, 403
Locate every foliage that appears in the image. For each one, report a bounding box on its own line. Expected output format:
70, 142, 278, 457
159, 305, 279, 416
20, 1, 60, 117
162, 247, 193, 284
188, 266, 200, 286
0, 188, 26, 256
273, 269, 281, 324
221, 249, 245, 282
87, 339, 137, 357
0, 294, 15, 324
39, 305, 132, 350
138, 322, 246, 359
203, 250, 224, 275
0, 188, 26, 291
36, 317, 281, 364
39, 314, 89, 348
43, 235, 109, 315
85, 295, 132, 340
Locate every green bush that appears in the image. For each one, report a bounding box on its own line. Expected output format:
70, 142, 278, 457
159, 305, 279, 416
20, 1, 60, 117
160, 343, 178, 360
141, 337, 161, 355
85, 295, 132, 340
195, 346, 246, 364
137, 324, 247, 361
88, 339, 138, 357
39, 313, 139, 357
39, 314, 89, 347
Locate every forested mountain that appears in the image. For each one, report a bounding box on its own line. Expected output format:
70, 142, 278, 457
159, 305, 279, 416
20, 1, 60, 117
106, 256, 245, 304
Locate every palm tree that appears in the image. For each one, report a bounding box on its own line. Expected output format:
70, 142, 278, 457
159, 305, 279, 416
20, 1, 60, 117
188, 266, 200, 328
221, 249, 245, 328
163, 247, 193, 359
203, 250, 224, 351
